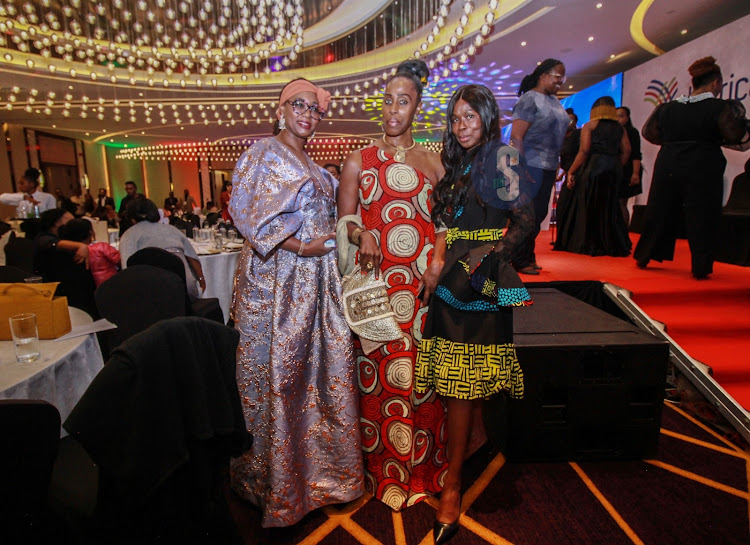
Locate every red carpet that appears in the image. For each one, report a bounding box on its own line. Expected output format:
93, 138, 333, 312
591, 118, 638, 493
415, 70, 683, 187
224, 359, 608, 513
531, 232, 750, 409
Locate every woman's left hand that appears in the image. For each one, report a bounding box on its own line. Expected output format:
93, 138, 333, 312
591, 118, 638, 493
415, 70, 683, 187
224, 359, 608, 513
630, 173, 640, 186
418, 258, 444, 307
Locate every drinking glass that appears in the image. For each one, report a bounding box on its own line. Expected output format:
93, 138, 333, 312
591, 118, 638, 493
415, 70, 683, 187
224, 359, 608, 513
9, 313, 41, 363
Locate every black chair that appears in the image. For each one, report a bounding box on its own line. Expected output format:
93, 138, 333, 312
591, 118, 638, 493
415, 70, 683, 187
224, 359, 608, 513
4, 232, 35, 274
183, 213, 201, 229
62, 317, 252, 544
0, 264, 31, 283
171, 216, 194, 238
0, 400, 62, 542
716, 170, 750, 266
95, 264, 187, 356
127, 247, 224, 323
204, 212, 220, 227
724, 170, 750, 212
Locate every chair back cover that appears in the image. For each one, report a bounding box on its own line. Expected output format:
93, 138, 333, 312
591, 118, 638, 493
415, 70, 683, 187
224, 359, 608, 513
95, 265, 186, 355
127, 246, 186, 282
63, 317, 250, 541
4, 233, 35, 273
0, 400, 61, 538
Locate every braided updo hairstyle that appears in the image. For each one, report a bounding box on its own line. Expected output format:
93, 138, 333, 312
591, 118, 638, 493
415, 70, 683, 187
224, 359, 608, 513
688, 56, 722, 89
389, 59, 430, 100
518, 58, 563, 96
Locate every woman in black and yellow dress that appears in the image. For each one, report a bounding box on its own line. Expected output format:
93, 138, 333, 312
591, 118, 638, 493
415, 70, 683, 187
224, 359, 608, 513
416, 84, 533, 544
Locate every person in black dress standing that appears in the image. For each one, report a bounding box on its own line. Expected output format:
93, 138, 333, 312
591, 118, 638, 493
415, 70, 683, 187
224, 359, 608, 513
616, 106, 643, 226
554, 96, 631, 257
633, 56, 749, 279
417, 84, 533, 544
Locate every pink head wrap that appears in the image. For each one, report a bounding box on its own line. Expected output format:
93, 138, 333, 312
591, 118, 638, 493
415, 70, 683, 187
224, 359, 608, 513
276, 79, 331, 119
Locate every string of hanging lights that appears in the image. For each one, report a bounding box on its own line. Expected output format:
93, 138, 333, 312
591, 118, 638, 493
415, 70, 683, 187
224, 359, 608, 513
0, 0, 305, 83
1, 0, 502, 143
114, 137, 443, 163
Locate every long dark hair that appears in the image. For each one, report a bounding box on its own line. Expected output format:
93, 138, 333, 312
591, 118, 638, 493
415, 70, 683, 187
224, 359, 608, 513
518, 58, 563, 96
617, 106, 634, 129
432, 84, 500, 226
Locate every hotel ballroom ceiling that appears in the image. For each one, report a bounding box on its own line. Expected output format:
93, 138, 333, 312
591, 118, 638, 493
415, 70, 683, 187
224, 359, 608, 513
1, 0, 749, 150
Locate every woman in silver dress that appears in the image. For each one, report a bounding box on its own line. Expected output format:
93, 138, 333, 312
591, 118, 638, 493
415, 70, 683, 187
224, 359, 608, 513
228, 79, 364, 527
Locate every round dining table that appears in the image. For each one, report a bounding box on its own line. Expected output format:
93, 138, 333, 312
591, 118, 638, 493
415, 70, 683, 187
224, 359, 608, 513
194, 244, 241, 322
0, 307, 105, 432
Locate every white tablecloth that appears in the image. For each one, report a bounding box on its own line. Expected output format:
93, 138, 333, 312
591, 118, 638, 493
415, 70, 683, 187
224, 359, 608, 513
197, 250, 241, 322
0, 307, 105, 431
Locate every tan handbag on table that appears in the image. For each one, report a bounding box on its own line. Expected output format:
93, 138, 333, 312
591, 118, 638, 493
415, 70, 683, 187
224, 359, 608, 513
0, 282, 72, 340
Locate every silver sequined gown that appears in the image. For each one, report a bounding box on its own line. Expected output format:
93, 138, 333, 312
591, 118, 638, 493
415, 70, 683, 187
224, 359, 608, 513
228, 137, 364, 528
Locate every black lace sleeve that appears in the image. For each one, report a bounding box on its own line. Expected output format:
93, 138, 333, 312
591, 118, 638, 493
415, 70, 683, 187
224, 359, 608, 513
642, 104, 663, 145
494, 197, 534, 259
719, 100, 749, 146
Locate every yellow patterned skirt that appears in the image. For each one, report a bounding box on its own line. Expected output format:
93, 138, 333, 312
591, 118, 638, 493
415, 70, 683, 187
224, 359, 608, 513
415, 296, 524, 401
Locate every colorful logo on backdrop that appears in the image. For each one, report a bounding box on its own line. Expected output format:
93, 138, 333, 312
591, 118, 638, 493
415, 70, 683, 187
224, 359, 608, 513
644, 77, 679, 106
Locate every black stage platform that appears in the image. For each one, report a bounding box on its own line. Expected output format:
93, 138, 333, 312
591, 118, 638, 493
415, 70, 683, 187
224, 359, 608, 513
504, 287, 669, 462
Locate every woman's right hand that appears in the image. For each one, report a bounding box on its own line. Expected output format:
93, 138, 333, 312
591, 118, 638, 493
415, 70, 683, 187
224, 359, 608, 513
73, 243, 90, 269
358, 231, 381, 277
304, 234, 336, 257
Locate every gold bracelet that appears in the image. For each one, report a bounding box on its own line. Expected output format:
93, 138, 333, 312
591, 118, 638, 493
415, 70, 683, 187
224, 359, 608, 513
297, 240, 305, 256
351, 227, 365, 245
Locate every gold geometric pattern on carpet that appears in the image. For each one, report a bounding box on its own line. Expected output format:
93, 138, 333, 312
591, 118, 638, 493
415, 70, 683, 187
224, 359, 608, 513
293, 401, 750, 544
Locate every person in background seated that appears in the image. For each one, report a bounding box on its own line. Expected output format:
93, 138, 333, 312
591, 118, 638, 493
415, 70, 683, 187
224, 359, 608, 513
59, 218, 121, 287
35, 209, 98, 318
202, 200, 219, 214
119, 198, 206, 301
70, 187, 86, 217
0, 168, 57, 214
33, 208, 88, 271
102, 205, 118, 229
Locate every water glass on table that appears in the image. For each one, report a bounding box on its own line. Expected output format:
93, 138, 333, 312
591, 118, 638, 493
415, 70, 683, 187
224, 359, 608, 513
9, 313, 41, 363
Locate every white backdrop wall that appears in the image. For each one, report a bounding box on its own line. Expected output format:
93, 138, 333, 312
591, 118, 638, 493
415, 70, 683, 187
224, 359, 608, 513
622, 14, 750, 206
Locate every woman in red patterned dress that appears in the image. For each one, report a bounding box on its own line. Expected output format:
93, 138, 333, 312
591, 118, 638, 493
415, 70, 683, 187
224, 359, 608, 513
338, 60, 448, 510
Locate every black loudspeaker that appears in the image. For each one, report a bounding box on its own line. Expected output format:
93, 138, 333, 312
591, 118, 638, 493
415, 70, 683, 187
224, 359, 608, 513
506, 288, 669, 462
